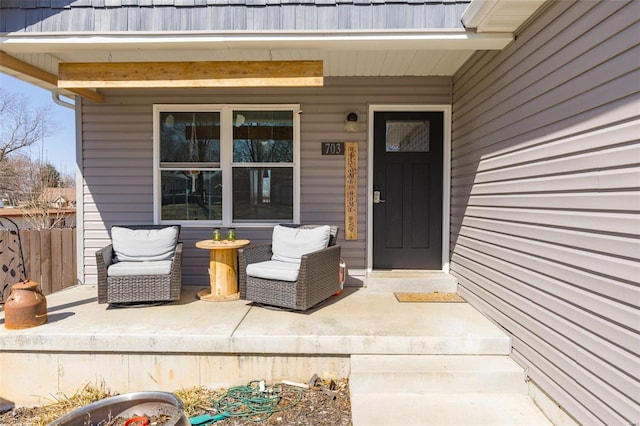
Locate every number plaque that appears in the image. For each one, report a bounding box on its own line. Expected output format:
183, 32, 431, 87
321, 142, 344, 155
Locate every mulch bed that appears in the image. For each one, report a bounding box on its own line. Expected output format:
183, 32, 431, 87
0, 378, 352, 426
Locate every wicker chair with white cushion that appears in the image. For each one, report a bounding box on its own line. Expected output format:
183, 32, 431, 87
238, 224, 341, 311
96, 225, 183, 306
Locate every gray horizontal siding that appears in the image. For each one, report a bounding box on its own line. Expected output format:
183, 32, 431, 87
81, 76, 451, 286
0, 0, 469, 32
450, 1, 640, 425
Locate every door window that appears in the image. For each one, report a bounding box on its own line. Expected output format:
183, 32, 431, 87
385, 120, 430, 152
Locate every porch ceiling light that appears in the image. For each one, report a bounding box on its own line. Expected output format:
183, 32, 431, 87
345, 112, 359, 132
57, 60, 324, 88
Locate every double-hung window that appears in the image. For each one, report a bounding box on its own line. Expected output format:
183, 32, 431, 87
154, 105, 299, 226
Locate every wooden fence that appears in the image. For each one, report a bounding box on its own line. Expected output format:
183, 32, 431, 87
0, 228, 77, 298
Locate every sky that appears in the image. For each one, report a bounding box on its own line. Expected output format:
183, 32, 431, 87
0, 72, 77, 177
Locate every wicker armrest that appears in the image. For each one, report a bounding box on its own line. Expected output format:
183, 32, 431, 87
300, 244, 341, 272
238, 244, 273, 298
95, 244, 114, 304
169, 242, 184, 300
298, 244, 342, 308
172, 242, 184, 266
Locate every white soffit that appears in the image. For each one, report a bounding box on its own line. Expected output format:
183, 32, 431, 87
461, 0, 548, 33
4, 49, 475, 80
0, 30, 513, 53
0, 30, 513, 80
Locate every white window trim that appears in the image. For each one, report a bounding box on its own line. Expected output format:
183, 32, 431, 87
153, 104, 301, 227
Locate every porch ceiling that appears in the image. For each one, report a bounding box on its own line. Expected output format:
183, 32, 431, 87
1, 30, 509, 80
0, 0, 549, 99
0, 34, 490, 99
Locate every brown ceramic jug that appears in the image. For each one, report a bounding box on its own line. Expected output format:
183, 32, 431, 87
4, 280, 47, 329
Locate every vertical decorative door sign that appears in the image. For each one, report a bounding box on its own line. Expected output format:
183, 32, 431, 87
345, 142, 358, 240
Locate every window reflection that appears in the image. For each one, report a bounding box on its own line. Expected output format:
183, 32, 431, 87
232, 110, 294, 221
233, 111, 293, 163
233, 168, 293, 221
160, 112, 220, 163
161, 170, 222, 220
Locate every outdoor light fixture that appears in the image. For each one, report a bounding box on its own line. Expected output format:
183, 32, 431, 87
345, 112, 359, 132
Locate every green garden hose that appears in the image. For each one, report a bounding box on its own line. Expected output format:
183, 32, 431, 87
190, 380, 304, 425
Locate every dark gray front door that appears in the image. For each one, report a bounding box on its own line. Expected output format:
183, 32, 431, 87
373, 111, 443, 269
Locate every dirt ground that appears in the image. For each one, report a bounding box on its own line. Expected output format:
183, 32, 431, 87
0, 378, 352, 426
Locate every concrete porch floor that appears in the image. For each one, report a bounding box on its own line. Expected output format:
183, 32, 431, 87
0, 284, 506, 397
0, 284, 553, 425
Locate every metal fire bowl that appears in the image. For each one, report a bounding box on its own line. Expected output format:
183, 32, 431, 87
47, 391, 189, 426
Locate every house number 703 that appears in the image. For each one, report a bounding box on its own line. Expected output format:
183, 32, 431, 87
321, 142, 345, 155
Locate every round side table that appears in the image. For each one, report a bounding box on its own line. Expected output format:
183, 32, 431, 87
195, 239, 250, 301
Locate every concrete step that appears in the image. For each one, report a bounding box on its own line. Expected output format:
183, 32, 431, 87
365, 271, 458, 293
350, 393, 553, 426
349, 354, 551, 425
350, 355, 528, 395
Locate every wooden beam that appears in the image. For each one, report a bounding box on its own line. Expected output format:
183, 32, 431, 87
0, 51, 104, 103
69, 87, 104, 104
58, 60, 324, 88
0, 50, 57, 86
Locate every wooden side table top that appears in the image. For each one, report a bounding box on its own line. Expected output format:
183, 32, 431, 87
195, 239, 250, 250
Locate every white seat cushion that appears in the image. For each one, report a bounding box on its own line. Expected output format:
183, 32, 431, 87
107, 260, 173, 277
112, 226, 179, 262
246, 260, 300, 282
271, 225, 331, 264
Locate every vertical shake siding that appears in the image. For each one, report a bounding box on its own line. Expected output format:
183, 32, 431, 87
0, 1, 469, 32
451, 1, 639, 425
81, 76, 451, 287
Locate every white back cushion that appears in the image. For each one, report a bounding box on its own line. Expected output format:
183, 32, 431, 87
271, 225, 331, 264
112, 226, 179, 262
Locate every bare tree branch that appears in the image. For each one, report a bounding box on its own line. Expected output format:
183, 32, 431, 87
19, 163, 70, 230
0, 88, 58, 163
0, 88, 62, 204
0, 154, 31, 202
